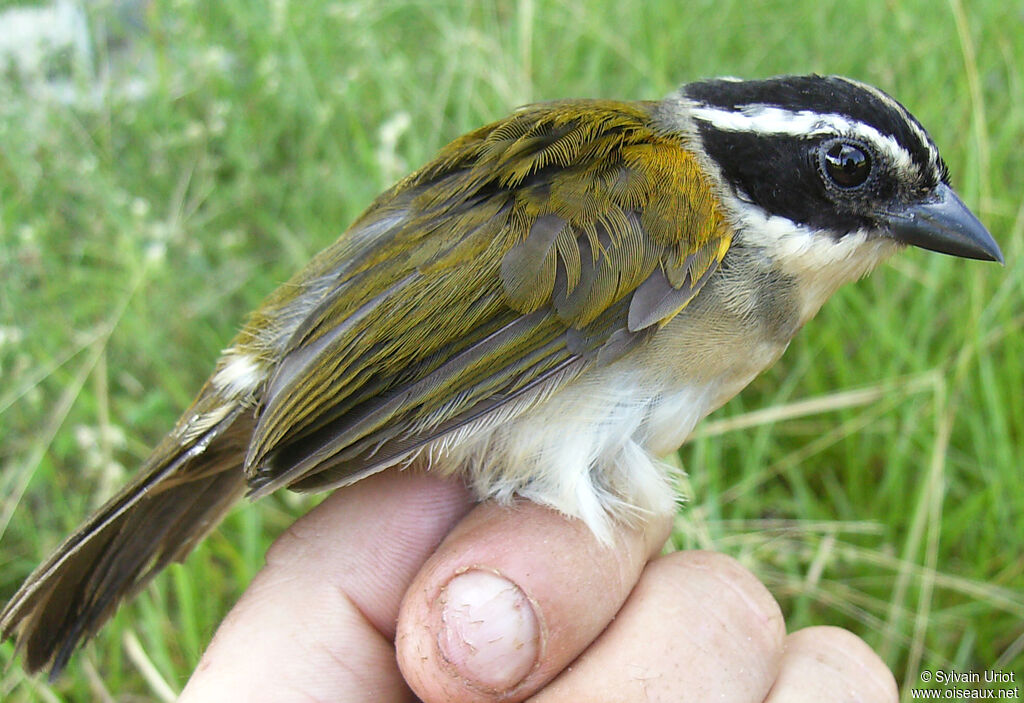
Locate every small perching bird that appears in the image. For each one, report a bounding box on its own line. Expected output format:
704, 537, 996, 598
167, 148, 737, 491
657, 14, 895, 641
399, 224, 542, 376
1, 74, 1003, 676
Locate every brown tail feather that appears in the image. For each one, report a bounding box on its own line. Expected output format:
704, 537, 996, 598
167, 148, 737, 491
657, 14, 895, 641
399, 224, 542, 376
1, 406, 251, 676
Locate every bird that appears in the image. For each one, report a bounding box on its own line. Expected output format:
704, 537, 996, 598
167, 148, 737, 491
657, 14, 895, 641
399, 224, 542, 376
1, 74, 1003, 677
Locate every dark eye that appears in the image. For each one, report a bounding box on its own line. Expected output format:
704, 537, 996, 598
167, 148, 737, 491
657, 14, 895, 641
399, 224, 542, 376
821, 141, 872, 189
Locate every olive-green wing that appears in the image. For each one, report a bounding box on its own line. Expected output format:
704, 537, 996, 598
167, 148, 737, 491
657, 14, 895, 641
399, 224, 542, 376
242, 100, 733, 495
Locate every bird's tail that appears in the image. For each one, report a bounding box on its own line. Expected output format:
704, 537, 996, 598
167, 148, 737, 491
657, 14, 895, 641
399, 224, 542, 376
1, 394, 252, 676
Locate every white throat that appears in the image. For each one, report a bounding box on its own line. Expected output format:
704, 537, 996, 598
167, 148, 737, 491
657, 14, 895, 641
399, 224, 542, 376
727, 198, 900, 322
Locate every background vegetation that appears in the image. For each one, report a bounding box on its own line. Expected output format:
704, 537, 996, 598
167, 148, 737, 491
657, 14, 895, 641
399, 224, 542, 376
0, 0, 1020, 699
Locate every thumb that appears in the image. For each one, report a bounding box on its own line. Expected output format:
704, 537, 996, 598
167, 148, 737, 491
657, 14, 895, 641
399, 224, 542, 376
396, 501, 672, 703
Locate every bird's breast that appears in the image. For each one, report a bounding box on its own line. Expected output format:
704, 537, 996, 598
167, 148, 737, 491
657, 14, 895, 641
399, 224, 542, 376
626, 245, 804, 450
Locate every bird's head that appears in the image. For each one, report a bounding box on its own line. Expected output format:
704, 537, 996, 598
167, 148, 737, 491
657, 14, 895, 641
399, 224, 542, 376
661, 75, 1002, 293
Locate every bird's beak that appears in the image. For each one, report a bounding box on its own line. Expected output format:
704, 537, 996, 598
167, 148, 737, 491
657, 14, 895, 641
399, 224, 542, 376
884, 183, 1004, 264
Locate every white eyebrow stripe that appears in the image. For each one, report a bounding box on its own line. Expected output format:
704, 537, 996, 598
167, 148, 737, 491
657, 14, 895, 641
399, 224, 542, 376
843, 78, 941, 171
689, 104, 918, 175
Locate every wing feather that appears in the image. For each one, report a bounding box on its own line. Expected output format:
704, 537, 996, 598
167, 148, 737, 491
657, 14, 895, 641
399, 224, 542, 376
241, 100, 734, 492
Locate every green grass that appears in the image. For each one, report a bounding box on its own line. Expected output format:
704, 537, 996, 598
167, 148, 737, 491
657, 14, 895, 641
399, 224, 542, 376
1, 0, 1021, 699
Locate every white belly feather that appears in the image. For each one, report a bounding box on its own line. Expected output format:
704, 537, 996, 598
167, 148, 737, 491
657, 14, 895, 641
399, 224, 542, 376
425, 334, 785, 543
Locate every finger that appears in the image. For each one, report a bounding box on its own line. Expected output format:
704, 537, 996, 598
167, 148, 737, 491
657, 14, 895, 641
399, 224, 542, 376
179, 470, 473, 703
529, 550, 786, 703
763, 627, 898, 703
396, 500, 673, 703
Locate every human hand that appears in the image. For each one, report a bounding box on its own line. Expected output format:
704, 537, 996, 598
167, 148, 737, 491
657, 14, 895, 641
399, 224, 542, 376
178, 470, 898, 702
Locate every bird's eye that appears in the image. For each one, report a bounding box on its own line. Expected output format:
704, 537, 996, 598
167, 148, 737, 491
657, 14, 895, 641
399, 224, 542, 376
821, 141, 872, 189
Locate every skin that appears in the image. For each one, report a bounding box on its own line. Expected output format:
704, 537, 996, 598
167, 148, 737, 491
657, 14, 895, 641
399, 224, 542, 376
178, 469, 898, 703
